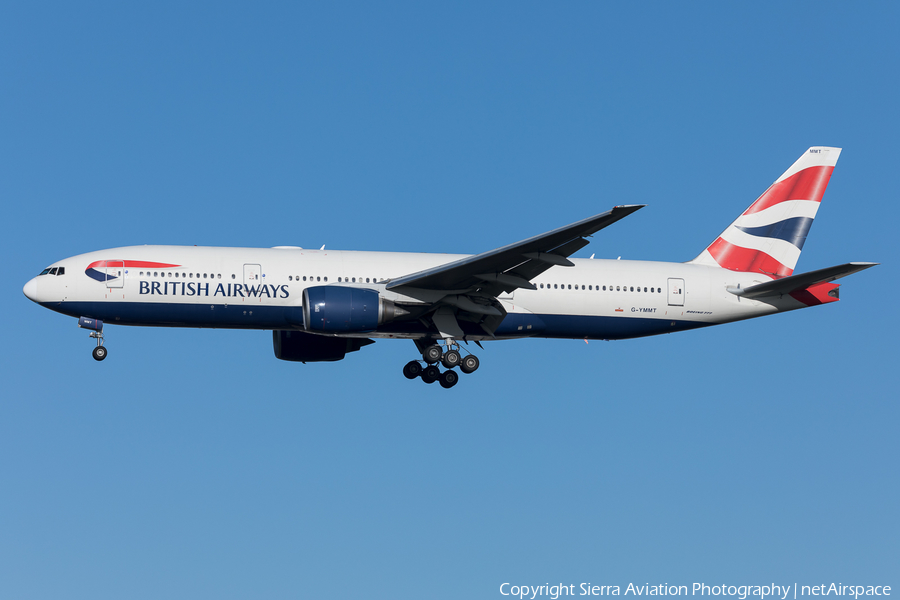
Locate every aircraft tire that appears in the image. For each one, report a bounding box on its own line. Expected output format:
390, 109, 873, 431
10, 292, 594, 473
460, 354, 479, 374
421, 365, 440, 384
92, 346, 108, 361
403, 360, 422, 379
439, 370, 459, 389
423, 345, 442, 364
441, 349, 461, 369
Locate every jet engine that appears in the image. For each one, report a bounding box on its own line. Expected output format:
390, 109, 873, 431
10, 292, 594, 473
302, 286, 406, 333
273, 330, 374, 362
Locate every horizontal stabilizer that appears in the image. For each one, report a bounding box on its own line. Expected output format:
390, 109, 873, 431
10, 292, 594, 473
728, 262, 878, 299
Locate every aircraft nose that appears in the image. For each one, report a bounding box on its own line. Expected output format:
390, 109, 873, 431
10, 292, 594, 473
23, 277, 38, 302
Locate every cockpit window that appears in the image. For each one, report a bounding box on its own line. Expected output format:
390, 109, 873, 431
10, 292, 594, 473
49, 267, 58, 275
39, 268, 51, 275
57, 267, 64, 275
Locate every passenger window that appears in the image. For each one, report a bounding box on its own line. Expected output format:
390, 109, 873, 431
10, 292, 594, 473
603, 286, 606, 291
324, 277, 328, 282
232, 274, 236, 279
616, 286, 620, 291
317, 276, 321, 282
554, 284, 557, 289
366, 278, 370, 283
630, 286, 633, 292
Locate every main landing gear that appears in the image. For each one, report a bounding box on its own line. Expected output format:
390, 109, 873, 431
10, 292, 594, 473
78, 316, 107, 361
403, 342, 479, 389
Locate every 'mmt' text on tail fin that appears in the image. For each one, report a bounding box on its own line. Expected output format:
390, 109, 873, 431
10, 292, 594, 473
691, 146, 841, 278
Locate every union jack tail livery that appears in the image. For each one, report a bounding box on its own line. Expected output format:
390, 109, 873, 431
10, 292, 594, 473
691, 147, 841, 279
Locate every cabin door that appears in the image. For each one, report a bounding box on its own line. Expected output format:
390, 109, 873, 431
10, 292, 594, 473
244, 264, 262, 286
667, 278, 685, 306
106, 260, 124, 288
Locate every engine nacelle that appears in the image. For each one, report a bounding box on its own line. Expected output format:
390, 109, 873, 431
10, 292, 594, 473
302, 286, 405, 333
273, 330, 374, 362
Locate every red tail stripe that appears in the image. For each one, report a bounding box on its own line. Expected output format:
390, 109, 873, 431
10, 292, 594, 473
743, 165, 834, 215
789, 282, 840, 306
707, 237, 793, 278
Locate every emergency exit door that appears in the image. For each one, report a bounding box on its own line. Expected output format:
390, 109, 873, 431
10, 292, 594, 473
667, 278, 685, 306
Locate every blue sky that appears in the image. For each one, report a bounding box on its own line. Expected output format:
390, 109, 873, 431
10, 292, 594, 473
1, 3, 896, 599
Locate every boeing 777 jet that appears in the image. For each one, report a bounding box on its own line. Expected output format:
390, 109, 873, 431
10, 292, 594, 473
24, 147, 876, 388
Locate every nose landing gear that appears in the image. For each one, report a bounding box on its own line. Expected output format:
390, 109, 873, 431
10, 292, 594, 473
403, 340, 479, 388
79, 316, 107, 362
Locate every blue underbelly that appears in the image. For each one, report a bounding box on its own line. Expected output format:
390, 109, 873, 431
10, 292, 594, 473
43, 301, 709, 339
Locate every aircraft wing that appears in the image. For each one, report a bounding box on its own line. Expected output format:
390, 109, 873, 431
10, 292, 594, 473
730, 262, 879, 299
386, 204, 644, 296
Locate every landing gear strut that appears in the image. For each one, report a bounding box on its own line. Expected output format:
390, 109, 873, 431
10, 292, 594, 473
402, 340, 479, 388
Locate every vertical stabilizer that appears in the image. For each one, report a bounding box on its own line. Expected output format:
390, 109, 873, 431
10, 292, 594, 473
690, 147, 841, 278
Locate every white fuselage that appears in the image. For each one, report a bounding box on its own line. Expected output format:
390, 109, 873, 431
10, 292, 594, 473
25, 245, 805, 341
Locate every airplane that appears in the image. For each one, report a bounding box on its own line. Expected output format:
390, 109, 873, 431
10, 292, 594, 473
23, 146, 876, 388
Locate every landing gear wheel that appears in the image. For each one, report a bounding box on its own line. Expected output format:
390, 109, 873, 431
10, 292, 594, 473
439, 370, 459, 389
441, 349, 461, 369
403, 361, 422, 379
460, 354, 479, 374
423, 345, 443, 364
92, 346, 108, 362
421, 365, 440, 384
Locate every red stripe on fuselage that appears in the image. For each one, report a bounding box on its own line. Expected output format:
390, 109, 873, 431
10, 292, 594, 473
706, 237, 793, 278
87, 260, 181, 269
744, 165, 834, 215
